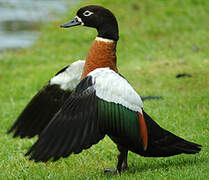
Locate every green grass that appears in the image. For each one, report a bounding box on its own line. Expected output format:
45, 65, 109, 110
0, 0, 208, 179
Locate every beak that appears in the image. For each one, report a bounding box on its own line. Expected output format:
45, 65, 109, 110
60, 16, 82, 28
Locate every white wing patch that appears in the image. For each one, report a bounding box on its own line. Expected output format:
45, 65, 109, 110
88, 68, 143, 113
50, 60, 85, 91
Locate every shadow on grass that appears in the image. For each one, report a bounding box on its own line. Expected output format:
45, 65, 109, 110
127, 156, 205, 174
102, 156, 205, 178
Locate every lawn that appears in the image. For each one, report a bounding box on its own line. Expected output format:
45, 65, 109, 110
0, 0, 208, 179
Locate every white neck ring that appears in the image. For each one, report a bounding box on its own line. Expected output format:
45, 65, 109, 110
95, 37, 114, 43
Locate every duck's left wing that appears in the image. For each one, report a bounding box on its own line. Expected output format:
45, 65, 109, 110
26, 68, 147, 162
8, 60, 85, 138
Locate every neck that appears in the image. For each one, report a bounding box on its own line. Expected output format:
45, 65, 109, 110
81, 37, 118, 79
97, 14, 119, 41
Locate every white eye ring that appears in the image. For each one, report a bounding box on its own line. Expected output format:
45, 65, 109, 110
83, 10, 94, 17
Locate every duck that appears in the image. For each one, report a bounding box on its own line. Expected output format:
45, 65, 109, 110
8, 5, 201, 174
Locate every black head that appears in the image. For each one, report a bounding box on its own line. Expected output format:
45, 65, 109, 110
61, 5, 119, 41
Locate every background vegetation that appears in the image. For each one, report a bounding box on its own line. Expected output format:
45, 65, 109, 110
0, 0, 208, 179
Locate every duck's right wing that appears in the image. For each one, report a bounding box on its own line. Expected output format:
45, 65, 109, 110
8, 60, 85, 138
25, 68, 145, 162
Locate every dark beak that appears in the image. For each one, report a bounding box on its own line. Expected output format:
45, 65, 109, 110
60, 17, 81, 28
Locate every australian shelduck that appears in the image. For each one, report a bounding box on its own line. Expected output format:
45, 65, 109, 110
8, 5, 201, 174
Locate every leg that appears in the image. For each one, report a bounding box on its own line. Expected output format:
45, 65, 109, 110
116, 144, 128, 173
104, 144, 128, 174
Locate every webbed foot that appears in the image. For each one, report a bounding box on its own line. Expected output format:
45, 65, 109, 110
104, 168, 119, 175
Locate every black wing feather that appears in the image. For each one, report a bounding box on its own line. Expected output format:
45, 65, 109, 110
141, 110, 201, 157
8, 84, 71, 138
26, 76, 105, 162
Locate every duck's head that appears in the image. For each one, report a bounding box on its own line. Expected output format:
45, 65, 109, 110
60, 5, 119, 41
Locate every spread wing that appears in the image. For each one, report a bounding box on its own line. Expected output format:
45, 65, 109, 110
26, 68, 147, 162
8, 60, 85, 138
26, 76, 105, 162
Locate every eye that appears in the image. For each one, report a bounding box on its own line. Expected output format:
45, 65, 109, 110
83, 10, 94, 17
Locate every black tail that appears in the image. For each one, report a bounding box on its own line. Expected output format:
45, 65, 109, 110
141, 110, 201, 157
